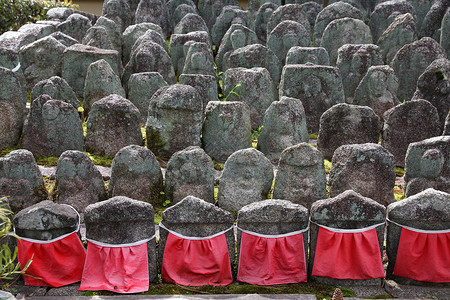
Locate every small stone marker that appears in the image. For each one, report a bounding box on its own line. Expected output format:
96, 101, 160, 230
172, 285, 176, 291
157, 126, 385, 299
254, 2, 279, 44
135, 0, 170, 37
285, 46, 330, 65
211, 6, 251, 47
56, 13, 92, 42
31, 76, 80, 109
122, 23, 164, 65
181, 42, 215, 77
102, 0, 132, 33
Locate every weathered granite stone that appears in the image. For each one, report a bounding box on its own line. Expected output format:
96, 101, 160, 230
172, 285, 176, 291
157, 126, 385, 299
404, 136, 450, 197
202, 101, 252, 163
0, 31, 36, 53
279, 63, 345, 133
321, 18, 373, 66
272, 143, 326, 208
266, 4, 310, 41
109, 145, 163, 205
171, 4, 197, 32
198, 0, 241, 30
369, 0, 415, 43
391, 37, 446, 102
122, 23, 164, 66
182, 42, 215, 77
158, 196, 235, 272
54, 150, 107, 212
382, 99, 441, 167
285, 46, 330, 65
92, 16, 122, 56
0, 150, 47, 213
13, 201, 79, 240
247, 0, 281, 22
218, 148, 273, 212
258, 97, 309, 163
130, 29, 169, 60
421, 0, 449, 41
313, 1, 363, 46
386, 188, 450, 284
254, 2, 279, 44
83, 59, 125, 114
377, 13, 417, 65
102, 0, 132, 33
179, 74, 218, 113
174, 13, 209, 34
441, 8, 450, 58
46, 7, 74, 21
19, 36, 66, 90
56, 13, 92, 43
411, 58, 450, 131
299, 1, 322, 30
49, 31, 78, 47
31, 76, 80, 109
17, 23, 56, 41
165, 146, 215, 204
267, 20, 311, 65
168, 0, 197, 26
226, 44, 281, 84
22, 95, 84, 157
223, 67, 275, 129
317, 103, 381, 160
353, 65, 399, 118
84, 196, 157, 282
0, 47, 19, 71
127, 72, 168, 123
310, 190, 386, 286
329, 143, 396, 206
445, 111, 450, 135
135, 0, 170, 37
86, 94, 142, 157
146, 85, 203, 160
211, 6, 251, 47
336, 44, 383, 102
216, 24, 258, 72
169, 31, 211, 76
62, 44, 121, 99
82, 26, 114, 51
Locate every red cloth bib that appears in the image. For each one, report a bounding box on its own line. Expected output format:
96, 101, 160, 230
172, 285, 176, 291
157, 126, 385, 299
79, 241, 149, 293
237, 231, 307, 285
312, 226, 385, 279
17, 232, 86, 287
161, 232, 233, 286
393, 228, 450, 282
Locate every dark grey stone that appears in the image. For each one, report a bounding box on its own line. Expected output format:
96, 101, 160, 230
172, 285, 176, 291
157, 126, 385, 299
54, 150, 107, 213
329, 143, 396, 206
17, 23, 56, 41
0, 31, 36, 53
135, 0, 170, 37
285, 46, 330, 65
92, 16, 122, 56
198, 0, 241, 30
129, 29, 169, 59
46, 7, 75, 22
179, 74, 218, 113
382, 99, 441, 167
420, 0, 449, 41
441, 8, 450, 58
49, 31, 79, 47
299, 1, 322, 30
82, 26, 114, 51
56, 13, 92, 43
247, 0, 281, 22
102, 0, 132, 33
31, 76, 80, 109
445, 111, 450, 135
254, 2, 279, 44
168, 0, 197, 30
174, 13, 209, 35
171, 4, 197, 33
122, 23, 164, 66
182, 42, 215, 77
211, 6, 251, 47
266, 4, 310, 42
0, 47, 19, 71
272, 143, 326, 209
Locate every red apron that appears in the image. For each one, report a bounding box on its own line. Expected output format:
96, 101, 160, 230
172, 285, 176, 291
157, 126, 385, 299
312, 222, 385, 280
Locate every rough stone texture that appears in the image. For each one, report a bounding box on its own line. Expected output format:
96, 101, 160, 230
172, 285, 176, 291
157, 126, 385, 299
272, 143, 326, 209
310, 190, 386, 286
19, 36, 66, 90
247, 0, 281, 22
174, 13, 209, 35
17, 23, 56, 41
211, 6, 251, 47
300, 1, 322, 30
127, 72, 168, 123
321, 18, 373, 66
377, 13, 417, 65
46, 7, 74, 21
445, 111, 450, 135
0, 67, 27, 149
130, 29, 169, 59
91, 16, 122, 56
336, 44, 383, 102
146, 85, 203, 160
226, 44, 281, 85
83, 59, 125, 115
258, 97, 309, 163
198, 0, 241, 30
254, 2, 279, 44
31, 76, 80, 109
382, 99, 441, 167
279, 63, 345, 133
313, 1, 363, 46
84, 196, 157, 282
421, 0, 449, 41
56, 13, 92, 42
49, 31, 79, 47
158, 196, 235, 272
285, 46, 330, 65
21, 95, 84, 157
329, 143, 396, 206
386, 188, 450, 284
168, 0, 197, 29
85, 94, 142, 157
317, 104, 381, 161
0, 150, 47, 213
216, 24, 258, 73
109, 145, 163, 205
122, 23, 164, 66
54, 150, 107, 213
391, 37, 446, 102
0, 31, 37, 53
0, 46, 20, 71
179, 74, 218, 113
441, 8, 450, 59
266, 4, 310, 41
171, 5, 197, 33
62, 44, 121, 99
169, 31, 211, 76
13, 201, 79, 240
135, 0, 170, 37
404, 136, 450, 197
411, 58, 450, 132
181, 42, 215, 77
267, 20, 310, 65
82, 26, 114, 51
222, 67, 275, 129
369, 0, 415, 43
353, 65, 399, 119
165, 146, 215, 204
202, 101, 252, 163
102, 0, 132, 33
218, 148, 273, 212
